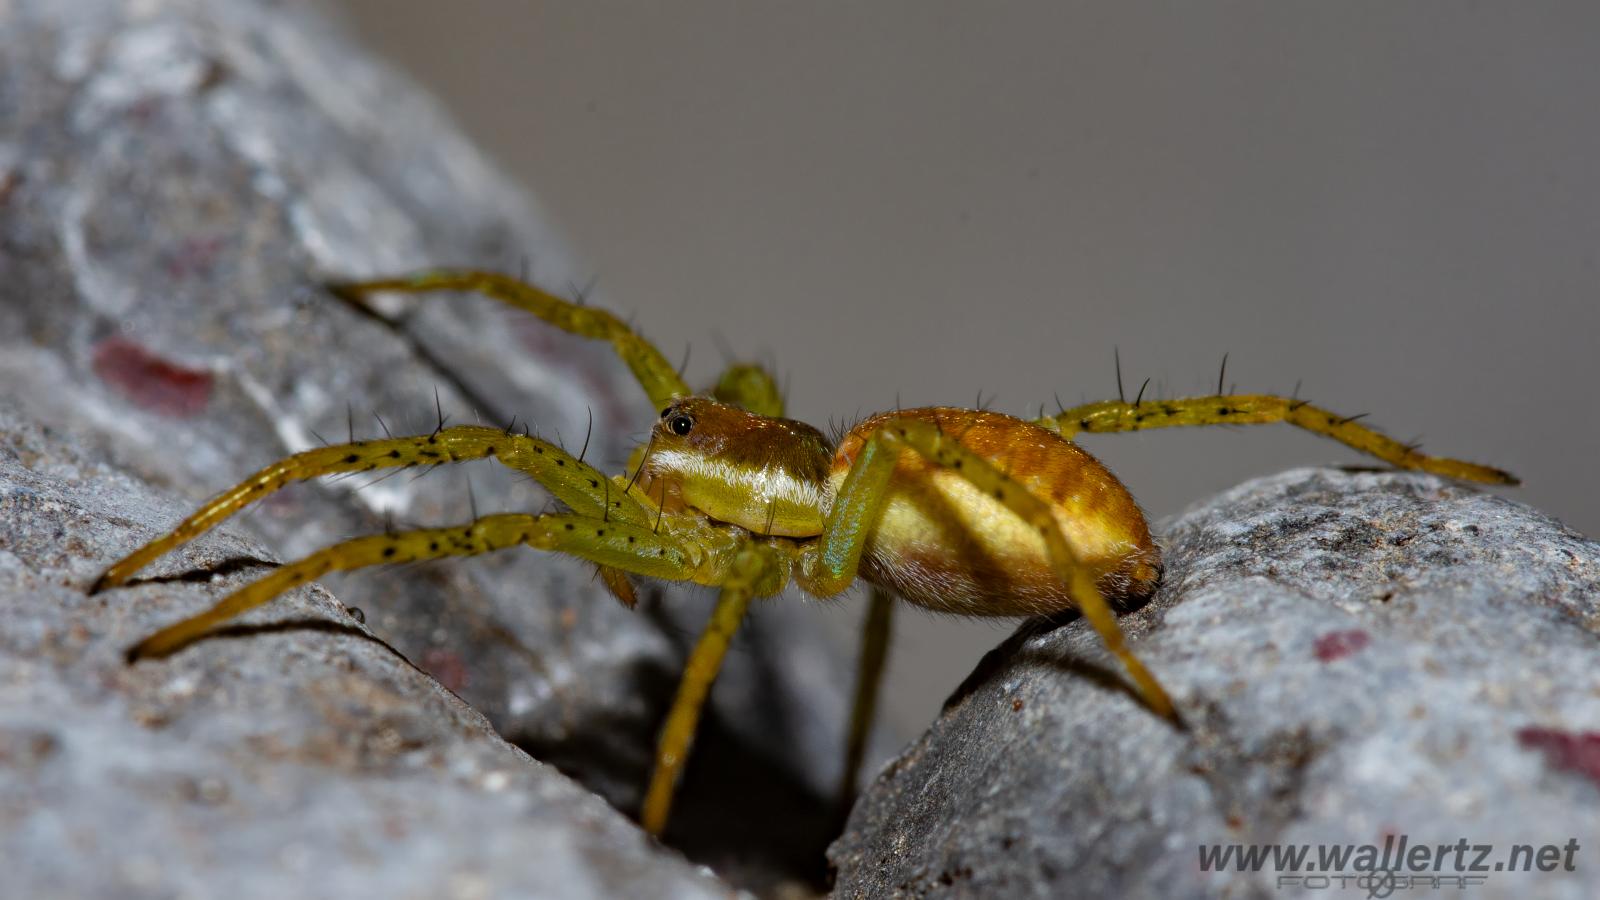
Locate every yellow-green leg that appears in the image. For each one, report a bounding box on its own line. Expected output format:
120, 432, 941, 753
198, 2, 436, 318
128, 512, 698, 660
838, 585, 894, 814
328, 270, 691, 411
640, 544, 777, 836
91, 425, 654, 593
1038, 394, 1517, 485
710, 362, 786, 418
802, 418, 1178, 722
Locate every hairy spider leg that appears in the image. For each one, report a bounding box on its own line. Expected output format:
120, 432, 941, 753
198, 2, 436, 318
126, 512, 699, 660
1040, 395, 1517, 485
90, 425, 655, 593
801, 417, 1177, 721
705, 360, 902, 814
710, 360, 905, 788
327, 270, 691, 410
838, 585, 893, 814
640, 542, 787, 835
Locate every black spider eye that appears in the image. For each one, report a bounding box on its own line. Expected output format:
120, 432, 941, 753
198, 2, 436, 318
660, 407, 673, 419
669, 414, 694, 436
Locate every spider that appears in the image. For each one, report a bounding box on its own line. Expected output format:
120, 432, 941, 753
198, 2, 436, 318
90, 269, 1517, 837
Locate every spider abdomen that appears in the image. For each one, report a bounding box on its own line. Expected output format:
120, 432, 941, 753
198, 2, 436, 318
831, 408, 1160, 618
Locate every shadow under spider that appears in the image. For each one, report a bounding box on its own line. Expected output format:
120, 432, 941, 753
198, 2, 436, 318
942, 609, 1152, 715
118, 554, 281, 588
122, 617, 393, 665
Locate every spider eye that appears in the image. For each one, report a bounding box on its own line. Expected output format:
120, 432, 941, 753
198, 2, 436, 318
660, 407, 673, 419
669, 414, 695, 436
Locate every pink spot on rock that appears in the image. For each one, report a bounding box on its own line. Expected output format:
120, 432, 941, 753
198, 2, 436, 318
1313, 628, 1370, 662
163, 236, 225, 279
1517, 727, 1600, 789
92, 337, 213, 417
421, 647, 470, 694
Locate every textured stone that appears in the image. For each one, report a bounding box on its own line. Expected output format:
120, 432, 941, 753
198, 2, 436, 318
830, 468, 1600, 899
0, 0, 874, 891
0, 406, 734, 899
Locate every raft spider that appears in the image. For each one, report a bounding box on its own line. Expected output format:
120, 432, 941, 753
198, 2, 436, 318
90, 269, 1517, 835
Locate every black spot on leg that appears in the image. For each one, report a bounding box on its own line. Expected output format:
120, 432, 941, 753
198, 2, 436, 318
389, 450, 401, 459
1217, 407, 1231, 416
564, 523, 575, 531
555, 459, 565, 467
589, 479, 599, 488
534, 446, 544, 454
596, 529, 606, 537
382, 547, 397, 559
343, 454, 360, 463
429, 542, 439, 552
627, 536, 636, 543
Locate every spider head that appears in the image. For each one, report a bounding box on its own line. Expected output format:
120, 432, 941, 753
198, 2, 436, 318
634, 397, 831, 537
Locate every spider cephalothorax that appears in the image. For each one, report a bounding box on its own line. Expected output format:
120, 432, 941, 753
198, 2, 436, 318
638, 396, 833, 537
91, 268, 1516, 838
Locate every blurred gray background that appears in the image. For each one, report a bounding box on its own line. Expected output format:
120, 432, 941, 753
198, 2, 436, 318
329, 1, 1599, 735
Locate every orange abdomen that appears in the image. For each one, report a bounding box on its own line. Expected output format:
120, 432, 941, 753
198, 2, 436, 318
830, 408, 1160, 617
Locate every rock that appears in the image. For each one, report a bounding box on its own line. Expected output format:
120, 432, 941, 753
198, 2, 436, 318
0, 0, 875, 891
830, 468, 1600, 899
0, 406, 734, 899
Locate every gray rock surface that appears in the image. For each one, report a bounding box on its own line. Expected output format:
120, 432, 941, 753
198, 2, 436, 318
0, 405, 733, 899
830, 468, 1600, 899
0, 0, 871, 891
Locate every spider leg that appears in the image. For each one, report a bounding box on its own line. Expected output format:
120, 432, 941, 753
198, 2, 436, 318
801, 418, 1177, 722
326, 270, 690, 410
1037, 394, 1517, 485
640, 542, 783, 835
127, 511, 698, 661
709, 362, 786, 418
90, 425, 655, 592
838, 585, 893, 815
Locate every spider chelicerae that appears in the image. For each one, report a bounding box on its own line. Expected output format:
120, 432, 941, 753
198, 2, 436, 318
91, 269, 1516, 835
